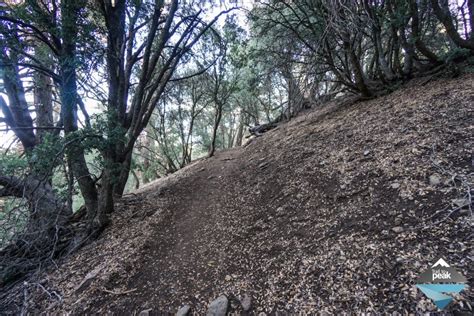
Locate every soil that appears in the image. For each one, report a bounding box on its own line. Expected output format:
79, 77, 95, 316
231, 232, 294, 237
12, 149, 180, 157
1, 74, 473, 314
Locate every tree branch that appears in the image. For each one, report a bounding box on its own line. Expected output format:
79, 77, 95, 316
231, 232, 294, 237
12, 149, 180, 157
0, 15, 60, 55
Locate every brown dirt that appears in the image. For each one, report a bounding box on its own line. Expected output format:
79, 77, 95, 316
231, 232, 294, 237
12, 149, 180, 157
1, 74, 473, 314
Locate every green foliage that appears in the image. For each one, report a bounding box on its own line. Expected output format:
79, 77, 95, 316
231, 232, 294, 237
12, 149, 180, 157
442, 48, 473, 63
28, 133, 63, 176
0, 152, 27, 177
2, 0, 472, 209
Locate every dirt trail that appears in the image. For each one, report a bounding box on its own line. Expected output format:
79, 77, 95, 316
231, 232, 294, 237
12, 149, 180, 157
1, 74, 473, 314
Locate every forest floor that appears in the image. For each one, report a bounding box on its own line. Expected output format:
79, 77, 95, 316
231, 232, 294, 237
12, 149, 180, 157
1, 73, 473, 314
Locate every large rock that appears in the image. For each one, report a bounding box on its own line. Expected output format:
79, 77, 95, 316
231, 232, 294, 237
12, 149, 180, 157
206, 295, 228, 316
241, 294, 252, 312
176, 304, 191, 316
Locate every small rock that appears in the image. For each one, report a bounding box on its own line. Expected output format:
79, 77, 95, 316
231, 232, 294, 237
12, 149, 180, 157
429, 174, 442, 186
206, 295, 228, 316
176, 305, 191, 316
391, 182, 400, 189
224, 275, 232, 282
392, 226, 404, 233
394, 217, 403, 226
241, 294, 252, 311
363, 150, 371, 156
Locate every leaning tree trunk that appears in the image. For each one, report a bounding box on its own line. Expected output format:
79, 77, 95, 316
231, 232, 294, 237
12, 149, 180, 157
410, 0, 441, 63
343, 36, 372, 97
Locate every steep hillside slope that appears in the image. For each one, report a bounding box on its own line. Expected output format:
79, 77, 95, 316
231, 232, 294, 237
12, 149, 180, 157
2, 74, 473, 314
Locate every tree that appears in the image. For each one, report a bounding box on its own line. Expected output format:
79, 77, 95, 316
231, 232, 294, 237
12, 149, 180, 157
95, 0, 236, 224
430, 0, 474, 51
0, 0, 236, 283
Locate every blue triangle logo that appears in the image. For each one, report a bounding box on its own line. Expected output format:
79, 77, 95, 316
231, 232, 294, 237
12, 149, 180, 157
416, 284, 466, 309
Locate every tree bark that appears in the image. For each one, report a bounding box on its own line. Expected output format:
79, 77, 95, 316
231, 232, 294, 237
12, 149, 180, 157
0, 51, 36, 150
113, 150, 133, 197
364, 0, 395, 81
374, 30, 395, 81
33, 45, 54, 143
59, 0, 106, 232
234, 111, 244, 147
209, 102, 223, 157
342, 36, 371, 97
410, 0, 441, 63
399, 25, 415, 75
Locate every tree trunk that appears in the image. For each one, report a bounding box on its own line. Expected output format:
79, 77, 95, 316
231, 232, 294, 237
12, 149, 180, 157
234, 111, 244, 147
113, 150, 133, 197
399, 25, 415, 76
0, 51, 36, 150
209, 103, 223, 157
374, 29, 395, 81
391, 27, 402, 75
59, 0, 105, 232
99, 166, 115, 217
33, 45, 54, 143
65, 160, 74, 214
343, 37, 371, 97
410, 0, 441, 63
182, 114, 196, 166
430, 0, 474, 51
364, 0, 395, 81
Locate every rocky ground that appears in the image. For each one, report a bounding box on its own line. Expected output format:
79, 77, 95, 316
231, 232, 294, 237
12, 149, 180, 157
1, 74, 473, 314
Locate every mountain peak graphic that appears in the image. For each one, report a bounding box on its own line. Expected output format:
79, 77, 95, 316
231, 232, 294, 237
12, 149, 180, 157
416, 258, 468, 310
432, 258, 450, 268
